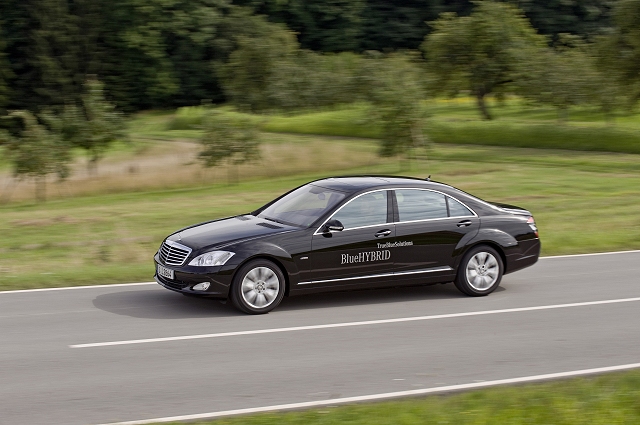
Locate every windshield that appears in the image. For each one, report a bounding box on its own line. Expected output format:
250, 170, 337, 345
257, 184, 346, 227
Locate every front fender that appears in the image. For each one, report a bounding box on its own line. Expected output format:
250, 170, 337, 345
230, 240, 301, 283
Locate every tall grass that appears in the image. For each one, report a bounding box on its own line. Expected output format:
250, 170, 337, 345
256, 99, 640, 155
427, 120, 640, 154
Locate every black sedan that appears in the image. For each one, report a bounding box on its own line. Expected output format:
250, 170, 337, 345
154, 176, 540, 314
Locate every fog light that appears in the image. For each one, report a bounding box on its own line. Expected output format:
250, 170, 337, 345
192, 282, 210, 291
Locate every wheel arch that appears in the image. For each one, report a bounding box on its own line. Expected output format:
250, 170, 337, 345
232, 255, 292, 296
459, 241, 507, 272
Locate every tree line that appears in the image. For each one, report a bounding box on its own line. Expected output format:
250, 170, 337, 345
1, 0, 639, 200
0, 0, 619, 114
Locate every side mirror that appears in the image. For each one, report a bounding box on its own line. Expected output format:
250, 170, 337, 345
324, 219, 344, 232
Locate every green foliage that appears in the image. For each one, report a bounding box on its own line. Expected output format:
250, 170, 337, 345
0, 0, 625, 116
363, 53, 428, 163
198, 110, 261, 183
267, 51, 365, 111
360, 0, 458, 51
598, 0, 640, 106
512, 35, 615, 120
0, 20, 11, 114
2, 111, 71, 201
56, 79, 126, 173
278, 0, 366, 52
167, 106, 209, 131
514, 0, 616, 42
422, 1, 545, 120
237, 0, 367, 52
218, 22, 299, 112
97, 0, 233, 111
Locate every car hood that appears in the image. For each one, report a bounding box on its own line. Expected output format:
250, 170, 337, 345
167, 215, 296, 251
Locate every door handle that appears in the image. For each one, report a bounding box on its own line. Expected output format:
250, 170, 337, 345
375, 229, 392, 238
457, 220, 473, 227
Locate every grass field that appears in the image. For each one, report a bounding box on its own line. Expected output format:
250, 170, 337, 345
1, 137, 640, 290
140, 98, 640, 155
262, 99, 640, 155
162, 370, 640, 425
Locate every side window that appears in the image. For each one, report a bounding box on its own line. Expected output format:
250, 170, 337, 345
331, 191, 388, 229
395, 189, 447, 221
447, 197, 474, 217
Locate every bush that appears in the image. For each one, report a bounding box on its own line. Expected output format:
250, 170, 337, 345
166, 106, 208, 130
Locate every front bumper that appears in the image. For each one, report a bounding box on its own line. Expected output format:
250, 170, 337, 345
154, 253, 234, 299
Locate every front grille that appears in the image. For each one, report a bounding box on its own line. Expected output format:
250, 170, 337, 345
159, 240, 192, 266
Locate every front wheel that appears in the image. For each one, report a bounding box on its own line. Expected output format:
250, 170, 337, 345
230, 259, 286, 314
454, 246, 503, 296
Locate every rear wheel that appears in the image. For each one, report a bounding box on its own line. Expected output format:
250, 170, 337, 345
454, 245, 503, 296
231, 259, 285, 314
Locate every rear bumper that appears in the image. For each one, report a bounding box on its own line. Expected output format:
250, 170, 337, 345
505, 238, 541, 274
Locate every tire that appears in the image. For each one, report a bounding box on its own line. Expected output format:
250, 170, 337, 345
230, 259, 286, 314
454, 245, 503, 296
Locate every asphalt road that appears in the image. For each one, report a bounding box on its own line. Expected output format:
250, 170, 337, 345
1, 251, 640, 425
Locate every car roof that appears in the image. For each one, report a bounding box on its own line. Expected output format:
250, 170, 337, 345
310, 176, 453, 193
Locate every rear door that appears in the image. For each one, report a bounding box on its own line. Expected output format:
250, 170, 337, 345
392, 189, 479, 276
307, 190, 396, 288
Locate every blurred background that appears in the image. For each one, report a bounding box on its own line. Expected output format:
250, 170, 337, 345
0, 0, 639, 289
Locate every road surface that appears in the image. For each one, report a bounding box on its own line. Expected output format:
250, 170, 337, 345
1, 251, 639, 425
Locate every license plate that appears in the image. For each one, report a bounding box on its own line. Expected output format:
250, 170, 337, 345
157, 264, 174, 280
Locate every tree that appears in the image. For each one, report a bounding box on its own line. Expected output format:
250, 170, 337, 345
266, 51, 364, 111
0, 20, 11, 114
218, 23, 299, 112
2, 111, 71, 202
364, 53, 428, 168
237, 0, 365, 52
52, 79, 126, 174
360, 0, 469, 52
514, 0, 615, 42
597, 0, 640, 107
422, 1, 544, 120
514, 35, 613, 121
198, 110, 261, 183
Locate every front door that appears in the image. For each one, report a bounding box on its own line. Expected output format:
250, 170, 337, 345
307, 190, 395, 288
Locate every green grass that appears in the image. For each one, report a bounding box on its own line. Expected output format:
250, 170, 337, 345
1, 140, 640, 291
263, 103, 381, 139
252, 99, 640, 155
159, 370, 640, 425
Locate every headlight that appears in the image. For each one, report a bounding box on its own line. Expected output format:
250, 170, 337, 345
188, 251, 235, 267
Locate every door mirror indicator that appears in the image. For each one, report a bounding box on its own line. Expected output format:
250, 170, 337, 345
324, 219, 344, 232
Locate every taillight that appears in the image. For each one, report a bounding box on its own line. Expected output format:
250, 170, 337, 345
527, 216, 539, 237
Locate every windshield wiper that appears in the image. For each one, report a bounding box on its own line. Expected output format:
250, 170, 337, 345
262, 216, 287, 225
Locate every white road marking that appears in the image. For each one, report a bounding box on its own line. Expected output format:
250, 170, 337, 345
71, 296, 640, 348
2, 250, 639, 295
540, 249, 640, 259
0, 282, 155, 294
97, 362, 640, 425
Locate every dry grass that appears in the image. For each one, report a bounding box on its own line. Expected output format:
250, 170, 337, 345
0, 133, 383, 203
